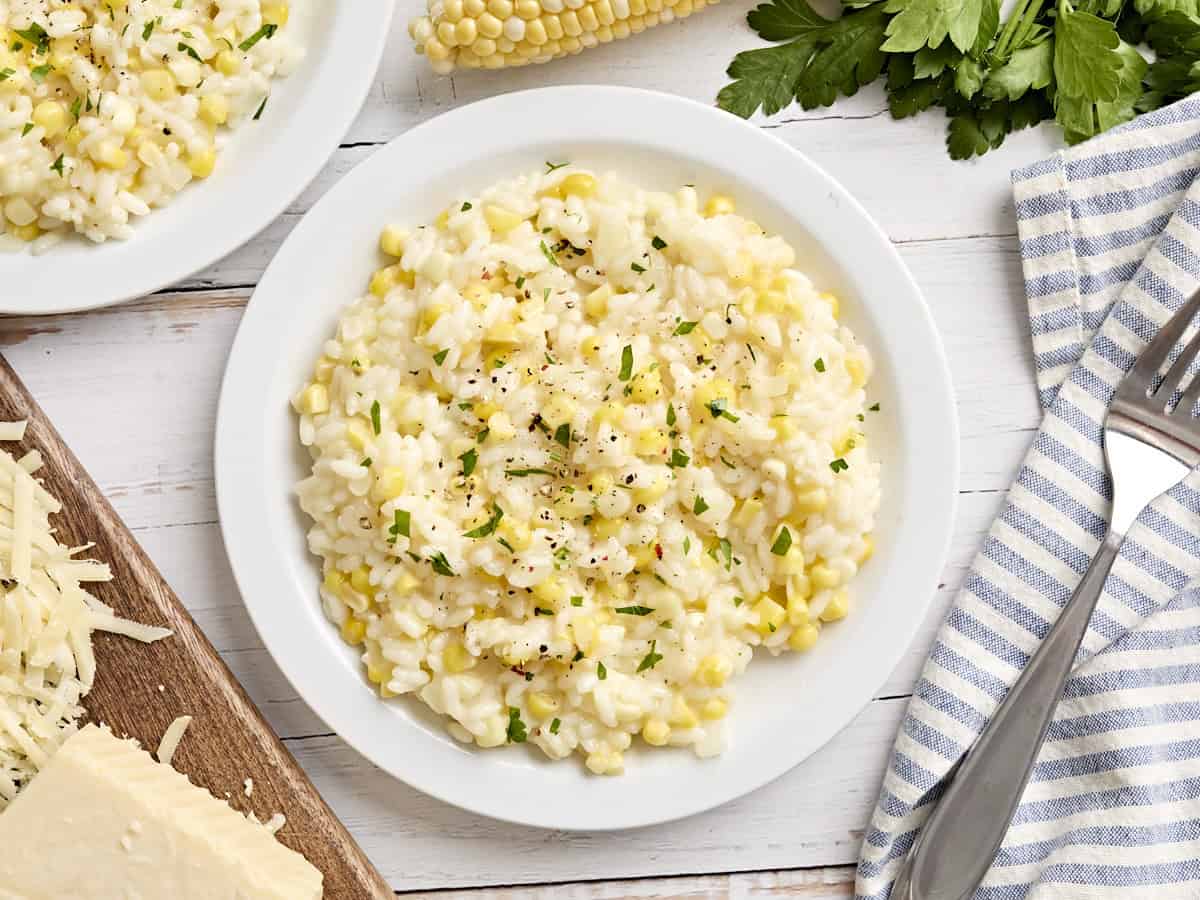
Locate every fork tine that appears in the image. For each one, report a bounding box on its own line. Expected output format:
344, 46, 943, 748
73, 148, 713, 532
1174, 342, 1200, 420
1128, 289, 1200, 391
1156, 326, 1200, 402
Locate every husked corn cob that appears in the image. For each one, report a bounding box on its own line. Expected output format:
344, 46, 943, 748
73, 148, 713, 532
409, 0, 719, 73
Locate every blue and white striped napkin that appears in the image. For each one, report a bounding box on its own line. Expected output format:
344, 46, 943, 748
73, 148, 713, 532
857, 97, 1200, 899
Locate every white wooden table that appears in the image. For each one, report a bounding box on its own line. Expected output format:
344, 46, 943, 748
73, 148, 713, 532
2, 5, 1061, 895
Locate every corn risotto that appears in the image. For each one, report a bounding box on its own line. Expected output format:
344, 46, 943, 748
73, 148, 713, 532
0, 0, 302, 247
293, 168, 881, 774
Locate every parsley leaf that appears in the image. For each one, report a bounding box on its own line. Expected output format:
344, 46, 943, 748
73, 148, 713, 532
506, 707, 528, 743
637, 640, 664, 672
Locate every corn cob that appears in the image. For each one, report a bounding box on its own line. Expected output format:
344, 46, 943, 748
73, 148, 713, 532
409, 0, 719, 73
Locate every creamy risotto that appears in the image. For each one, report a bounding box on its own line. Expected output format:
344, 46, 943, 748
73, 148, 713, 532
293, 169, 881, 774
0, 0, 303, 247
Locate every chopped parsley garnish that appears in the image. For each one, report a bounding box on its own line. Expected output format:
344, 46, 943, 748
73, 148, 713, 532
433, 348, 449, 365
238, 23, 277, 51
830, 457, 849, 473
458, 447, 478, 477
463, 502, 503, 538
253, 95, 268, 120
497, 536, 515, 553
534, 607, 554, 616
869, 402, 880, 412
693, 496, 709, 515
570, 596, 583, 607
428, 552, 457, 577
539, 240, 559, 268
814, 358, 826, 373
636, 640, 664, 672
554, 423, 570, 447
667, 448, 690, 468
0, 68, 13, 82
21, 122, 33, 137
30, 63, 51, 82
615, 605, 654, 616
460, 201, 472, 211
142, 18, 156, 39
631, 261, 646, 274
545, 352, 557, 365
506, 707, 528, 743
549, 717, 561, 734
505, 467, 556, 477
572, 650, 584, 662
734, 595, 745, 607
14, 23, 49, 53
50, 154, 64, 176
706, 398, 739, 422
746, 343, 757, 362
718, 537, 733, 569
719, 454, 737, 469
652, 235, 668, 250
545, 160, 570, 172
683, 536, 691, 555
389, 509, 411, 539
369, 400, 381, 435
618, 345, 633, 381
770, 526, 792, 556
69, 96, 82, 120
596, 661, 607, 680
515, 275, 525, 289
666, 403, 676, 427
177, 42, 201, 61
360, 457, 372, 467
476, 427, 490, 443
672, 321, 698, 335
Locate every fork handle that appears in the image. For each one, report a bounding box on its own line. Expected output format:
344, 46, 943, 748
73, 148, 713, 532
892, 529, 1122, 900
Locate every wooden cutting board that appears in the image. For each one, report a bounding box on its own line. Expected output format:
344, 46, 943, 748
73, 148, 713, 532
0, 353, 392, 899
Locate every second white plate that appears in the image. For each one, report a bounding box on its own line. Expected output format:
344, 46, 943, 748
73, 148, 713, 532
215, 86, 959, 831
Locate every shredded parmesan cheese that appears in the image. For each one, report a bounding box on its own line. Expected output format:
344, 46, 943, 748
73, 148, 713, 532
0, 421, 27, 442
0, 434, 172, 809
155, 716, 192, 766
264, 813, 286, 835
244, 777, 253, 797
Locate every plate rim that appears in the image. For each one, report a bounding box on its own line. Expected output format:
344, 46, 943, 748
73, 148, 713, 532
215, 84, 960, 831
0, 1, 393, 316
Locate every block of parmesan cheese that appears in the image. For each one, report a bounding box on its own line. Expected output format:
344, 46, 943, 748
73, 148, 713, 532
0, 724, 322, 899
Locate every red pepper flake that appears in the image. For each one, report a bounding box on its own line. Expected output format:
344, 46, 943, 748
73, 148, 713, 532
481, 270, 493, 280
654, 543, 663, 560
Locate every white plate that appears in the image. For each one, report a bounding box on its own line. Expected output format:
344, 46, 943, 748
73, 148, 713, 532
215, 86, 959, 831
0, 1, 392, 315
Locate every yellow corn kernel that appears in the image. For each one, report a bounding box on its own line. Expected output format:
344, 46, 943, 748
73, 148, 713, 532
262, 1, 290, 26
188, 145, 216, 179
756, 290, 790, 314
498, 518, 532, 551
820, 588, 850, 623
420, 302, 449, 332
593, 401, 625, 429
858, 534, 874, 564
488, 410, 516, 440
700, 698, 728, 721
629, 369, 662, 403
821, 292, 840, 319
752, 595, 786, 636
475, 400, 500, 420
340, 616, 367, 645
794, 487, 828, 515
527, 691, 559, 719
141, 68, 177, 101
371, 265, 412, 298
788, 622, 820, 652
443, 641, 476, 673
92, 140, 129, 170
462, 282, 490, 309
483, 204, 523, 234
846, 355, 868, 387
9, 223, 40, 242
690, 327, 714, 359
322, 569, 347, 596
696, 654, 731, 688
592, 516, 623, 541
477, 714, 507, 747
365, 662, 392, 685
542, 395, 576, 428
373, 467, 407, 501
393, 570, 420, 595
580, 334, 604, 359
568, 615, 598, 654
733, 497, 763, 528
809, 562, 841, 591
312, 356, 336, 385
63, 125, 84, 148
215, 49, 241, 75
835, 430, 861, 456
704, 194, 735, 217
630, 543, 656, 568
586, 472, 614, 496
380, 224, 408, 257
786, 592, 810, 626
31, 100, 67, 139
693, 377, 735, 412
533, 577, 566, 606
668, 697, 698, 729
484, 319, 520, 344
346, 419, 372, 451
585, 749, 623, 775
560, 172, 598, 197
632, 476, 668, 505
642, 718, 670, 746
349, 566, 374, 596
779, 545, 806, 576
435, 208, 450, 230
297, 383, 329, 415
635, 428, 669, 457
584, 284, 612, 319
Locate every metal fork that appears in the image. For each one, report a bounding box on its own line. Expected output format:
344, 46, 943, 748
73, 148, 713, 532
892, 289, 1200, 900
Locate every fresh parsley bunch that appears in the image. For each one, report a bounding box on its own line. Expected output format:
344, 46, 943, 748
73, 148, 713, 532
718, 0, 1200, 158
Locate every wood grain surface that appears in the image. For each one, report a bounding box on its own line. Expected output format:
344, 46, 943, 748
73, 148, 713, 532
0, 353, 391, 899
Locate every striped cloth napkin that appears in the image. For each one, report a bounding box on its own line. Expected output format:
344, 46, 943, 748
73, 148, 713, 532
856, 97, 1200, 899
